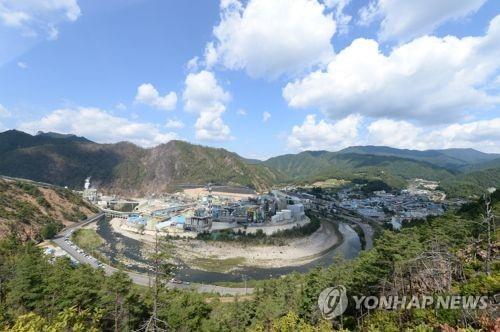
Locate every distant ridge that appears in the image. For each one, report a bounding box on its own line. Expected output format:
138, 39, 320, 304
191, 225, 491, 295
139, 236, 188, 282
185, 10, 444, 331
261, 150, 457, 189
0, 130, 283, 195
261, 146, 500, 197
36, 131, 93, 143
337, 145, 500, 170
0, 129, 498, 197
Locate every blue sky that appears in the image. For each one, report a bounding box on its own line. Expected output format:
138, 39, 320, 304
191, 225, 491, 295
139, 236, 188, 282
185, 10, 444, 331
0, 0, 499, 159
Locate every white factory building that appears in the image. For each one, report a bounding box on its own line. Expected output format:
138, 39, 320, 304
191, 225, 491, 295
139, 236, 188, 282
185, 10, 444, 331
271, 203, 305, 223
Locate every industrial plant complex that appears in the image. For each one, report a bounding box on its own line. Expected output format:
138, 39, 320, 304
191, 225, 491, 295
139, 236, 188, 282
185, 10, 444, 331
83, 180, 309, 239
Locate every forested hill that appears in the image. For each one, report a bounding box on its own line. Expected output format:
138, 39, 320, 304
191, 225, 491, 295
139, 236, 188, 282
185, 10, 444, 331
438, 166, 500, 198
262, 151, 457, 192
1, 130, 498, 197
262, 150, 455, 184
338, 146, 500, 171
0, 130, 283, 195
262, 149, 500, 197
0, 178, 98, 241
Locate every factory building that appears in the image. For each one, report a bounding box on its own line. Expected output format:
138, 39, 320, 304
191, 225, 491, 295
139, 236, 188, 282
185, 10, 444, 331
287, 204, 305, 220
83, 188, 98, 203
156, 215, 186, 230
184, 216, 212, 232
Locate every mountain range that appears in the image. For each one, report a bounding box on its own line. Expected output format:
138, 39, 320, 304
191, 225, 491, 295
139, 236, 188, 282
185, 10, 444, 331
0, 130, 283, 195
0, 130, 499, 197
337, 146, 500, 171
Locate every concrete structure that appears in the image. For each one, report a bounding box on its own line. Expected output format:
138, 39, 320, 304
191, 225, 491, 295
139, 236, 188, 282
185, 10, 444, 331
184, 216, 212, 232
103, 209, 129, 219
288, 204, 305, 221
156, 215, 185, 230
83, 188, 98, 203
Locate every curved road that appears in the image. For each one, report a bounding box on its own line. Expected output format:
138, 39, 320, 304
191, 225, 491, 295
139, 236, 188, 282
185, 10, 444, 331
53, 214, 253, 296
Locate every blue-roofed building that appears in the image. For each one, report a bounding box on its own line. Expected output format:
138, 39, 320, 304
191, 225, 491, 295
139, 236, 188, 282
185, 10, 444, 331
156, 215, 186, 230
127, 215, 148, 228
171, 215, 185, 226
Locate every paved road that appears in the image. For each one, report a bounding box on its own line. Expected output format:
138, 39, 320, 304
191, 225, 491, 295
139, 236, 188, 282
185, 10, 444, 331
52, 214, 253, 296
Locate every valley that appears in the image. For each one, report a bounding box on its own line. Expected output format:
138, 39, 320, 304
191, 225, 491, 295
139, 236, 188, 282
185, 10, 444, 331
2, 2, 499, 329
0, 131, 498, 331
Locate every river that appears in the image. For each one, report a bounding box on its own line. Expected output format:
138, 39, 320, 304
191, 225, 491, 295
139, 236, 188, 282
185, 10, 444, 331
94, 217, 362, 283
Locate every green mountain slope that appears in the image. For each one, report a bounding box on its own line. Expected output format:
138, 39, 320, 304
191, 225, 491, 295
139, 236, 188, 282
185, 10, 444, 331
0, 130, 283, 195
263, 148, 500, 196
339, 146, 500, 170
263, 150, 456, 188
439, 166, 500, 198
1, 130, 498, 197
462, 157, 500, 172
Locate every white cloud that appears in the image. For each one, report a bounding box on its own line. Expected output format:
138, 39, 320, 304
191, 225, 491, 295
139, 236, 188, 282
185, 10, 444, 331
134, 83, 177, 111
0, 103, 11, 117
183, 70, 232, 141
204, 42, 218, 69
287, 115, 500, 153
165, 118, 184, 129
17, 61, 27, 68
1, 11, 29, 27
208, 0, 336, 79
425, 119, 500, 153
0, 0, 81, 39
324, 0, 351, 35
367, 119, 426, 149
236, 108, 247, 116
357, 1, 377, 27
283, 15, 500, 124
186, 56, 199, 72
115, 102, 127, 111
262, 111, 271, 123
358, 0, 486, 42
367, 118, 500, 153
47, 23, 58, 40
287, 114, 361, 151
19, 107, 178, 147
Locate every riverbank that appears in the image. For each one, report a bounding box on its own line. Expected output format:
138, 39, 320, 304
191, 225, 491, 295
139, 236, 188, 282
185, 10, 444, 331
105, 216, 343, 272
